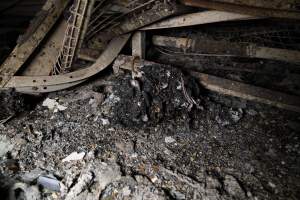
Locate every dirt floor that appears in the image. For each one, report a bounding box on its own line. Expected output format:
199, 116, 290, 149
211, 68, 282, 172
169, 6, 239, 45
0, 60, 299, 200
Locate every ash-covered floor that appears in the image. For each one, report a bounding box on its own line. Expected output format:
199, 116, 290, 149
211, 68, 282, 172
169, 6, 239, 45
0, 62, 299, 200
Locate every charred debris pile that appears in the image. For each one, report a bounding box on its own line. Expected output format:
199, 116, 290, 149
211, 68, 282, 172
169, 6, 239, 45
0, 0, 300, 200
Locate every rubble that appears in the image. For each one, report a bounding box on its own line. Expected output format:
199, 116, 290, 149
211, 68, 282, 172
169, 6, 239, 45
42, 98, 68, 112
0, 1, 299, 200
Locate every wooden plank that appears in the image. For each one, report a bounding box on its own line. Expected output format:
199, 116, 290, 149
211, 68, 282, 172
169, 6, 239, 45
180, 0, 300, 19
132, 31, 146, 59
191, 72, 300, 113
248, 46, 300, 64
113, 55, 300, 113
21, 20, 68, 76
201, 0, 299, 11
152, 35, 300, 63
0, 0, 70, 87
141, 11, 259, 30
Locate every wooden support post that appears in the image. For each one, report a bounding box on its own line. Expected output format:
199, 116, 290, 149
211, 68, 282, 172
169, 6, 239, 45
132, 31, 146, 59
113, 55, 300, 113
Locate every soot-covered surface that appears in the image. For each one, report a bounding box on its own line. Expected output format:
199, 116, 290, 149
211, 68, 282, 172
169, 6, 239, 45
0, 62, 299, 200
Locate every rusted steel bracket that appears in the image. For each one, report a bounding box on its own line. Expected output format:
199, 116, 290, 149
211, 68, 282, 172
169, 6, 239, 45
112, 54, 300, 113
4, 34, 131, 93
180, 0, 300, 19
0, 0, 71, 87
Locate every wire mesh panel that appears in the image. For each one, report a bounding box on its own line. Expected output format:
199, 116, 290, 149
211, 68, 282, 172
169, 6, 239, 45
52, 0, 89, 75
200, 21, 300, 51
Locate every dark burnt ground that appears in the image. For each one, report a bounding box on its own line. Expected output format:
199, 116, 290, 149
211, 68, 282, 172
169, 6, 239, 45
0, 62, 299, 200
0, 89, 29, 120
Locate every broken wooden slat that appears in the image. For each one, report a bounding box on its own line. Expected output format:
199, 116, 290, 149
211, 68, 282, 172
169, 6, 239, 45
0, 0, 70, 87
132, 31, 146, 59
141, 11, 259, 30
180, 0, 300, 19
113, 55, 300, 113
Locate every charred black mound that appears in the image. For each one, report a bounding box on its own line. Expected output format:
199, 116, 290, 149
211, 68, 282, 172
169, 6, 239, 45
112, 64, 201, 127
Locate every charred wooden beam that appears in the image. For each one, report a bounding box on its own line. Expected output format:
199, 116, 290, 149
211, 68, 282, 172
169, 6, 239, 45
132, 31, 146, 59
180, 0, 300, 19
152, 35, 300, 63
113, 55, 300, 113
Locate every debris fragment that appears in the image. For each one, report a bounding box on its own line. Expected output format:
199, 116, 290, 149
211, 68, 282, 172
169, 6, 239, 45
42, 98, 67, 112
37, 176, 61, 192
165, 136, 176, 144
224, 175, 245, 198
0, 135, 14, 158
62, 152, 85, 162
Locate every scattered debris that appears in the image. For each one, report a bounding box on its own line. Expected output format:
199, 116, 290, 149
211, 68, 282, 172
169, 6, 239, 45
0, 1, 299, 200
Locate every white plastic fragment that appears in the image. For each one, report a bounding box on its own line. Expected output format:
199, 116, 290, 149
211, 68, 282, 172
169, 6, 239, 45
62, 152, 85, 162
42, 98, 67, 112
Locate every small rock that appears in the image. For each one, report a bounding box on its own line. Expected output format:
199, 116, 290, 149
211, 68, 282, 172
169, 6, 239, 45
229, 108, 243, 123
246, 109, 258, 116
165, 136, 176, 144
169, 190, 185, 200
122, 186, 131, 196
42, 98, 67, 112
21, 168, 44, 183
268, 182, 276, 188
37, 176, 61, 192
224, 175, 245, 198
0, 135, 14, 158
100, 118, 110, 126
